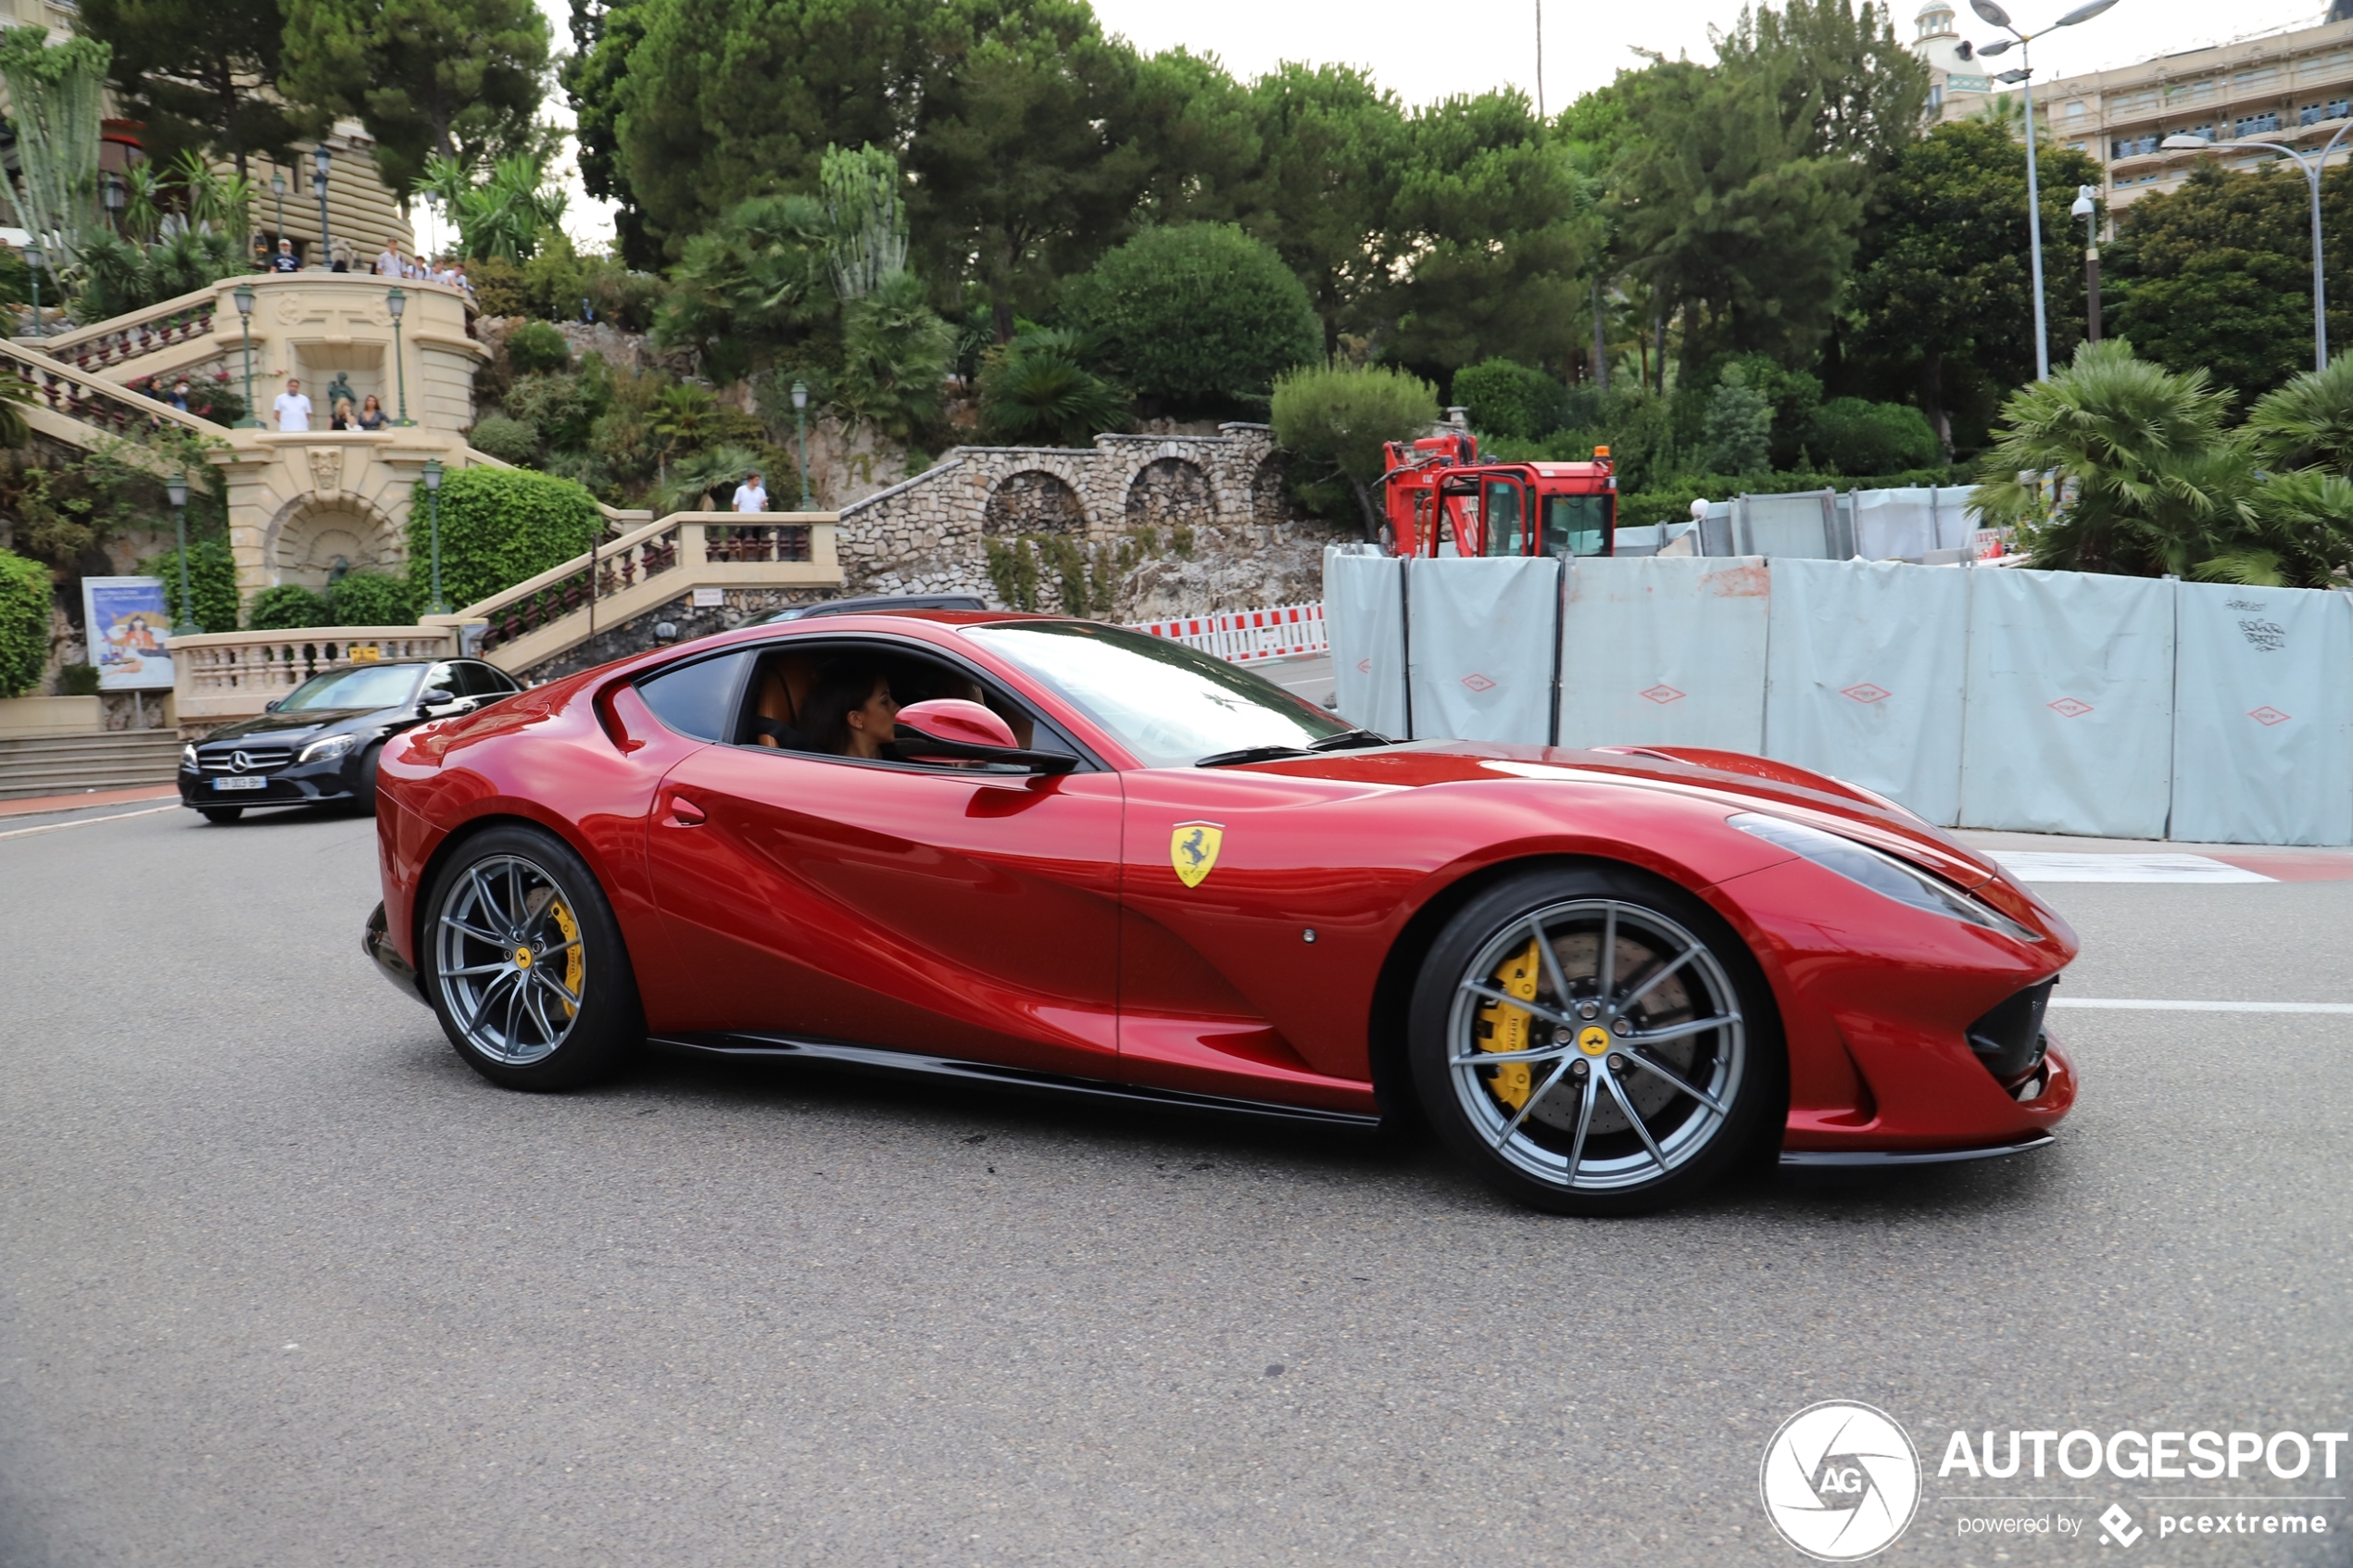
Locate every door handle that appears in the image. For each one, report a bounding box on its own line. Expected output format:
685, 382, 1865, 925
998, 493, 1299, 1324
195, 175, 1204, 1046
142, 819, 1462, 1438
665, 795, 707, 826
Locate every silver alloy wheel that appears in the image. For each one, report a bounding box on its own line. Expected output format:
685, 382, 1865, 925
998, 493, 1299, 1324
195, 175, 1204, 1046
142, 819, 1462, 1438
434, 853, 587, 1067
1444, 897, 1744, 1192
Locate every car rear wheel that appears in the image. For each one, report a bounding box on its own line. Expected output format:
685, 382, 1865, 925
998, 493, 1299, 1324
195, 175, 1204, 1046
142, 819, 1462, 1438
353, 740, 384, 815
1407, 864, 1781, 1216
197, 807, 243, 824
422, 824, 643, 1090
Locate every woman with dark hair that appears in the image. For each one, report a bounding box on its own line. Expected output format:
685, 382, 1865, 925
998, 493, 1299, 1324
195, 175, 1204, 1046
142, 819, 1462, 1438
799, 659, 900, 759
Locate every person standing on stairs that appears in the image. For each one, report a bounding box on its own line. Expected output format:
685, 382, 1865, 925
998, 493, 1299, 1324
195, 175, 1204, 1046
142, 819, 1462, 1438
273, 379, 313, 433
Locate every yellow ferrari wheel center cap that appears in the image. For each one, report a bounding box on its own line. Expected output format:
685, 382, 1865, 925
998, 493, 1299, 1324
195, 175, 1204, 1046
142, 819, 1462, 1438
1577, 1025, 1611, 1057
513, 947, 533, 969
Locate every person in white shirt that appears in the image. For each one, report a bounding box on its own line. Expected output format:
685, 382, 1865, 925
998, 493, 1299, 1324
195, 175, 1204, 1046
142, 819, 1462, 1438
375, 240, 403, 277
272, 379, 313, 433
732, 471, 769, 512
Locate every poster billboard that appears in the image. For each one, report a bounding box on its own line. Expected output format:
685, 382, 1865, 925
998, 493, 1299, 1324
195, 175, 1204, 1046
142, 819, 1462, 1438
81, 575, 176, 692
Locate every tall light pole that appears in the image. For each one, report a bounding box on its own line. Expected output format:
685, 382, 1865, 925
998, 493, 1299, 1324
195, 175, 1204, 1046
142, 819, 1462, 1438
232, 282, 260, 427
166, 472, 199, 637
271, 167, 286, 258
791, 379, 812, 508
422, 457, 446, 614
102, 172, 124, 235
2164, 120, 2353, 370
1971, 0, 2123, 381
24, 241, 44, 338
310, 144, 333, 269
385, 286, 412, 424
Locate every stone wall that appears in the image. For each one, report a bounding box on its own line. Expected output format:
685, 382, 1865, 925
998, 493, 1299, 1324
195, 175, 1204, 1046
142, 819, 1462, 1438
837, 423, 1347, 621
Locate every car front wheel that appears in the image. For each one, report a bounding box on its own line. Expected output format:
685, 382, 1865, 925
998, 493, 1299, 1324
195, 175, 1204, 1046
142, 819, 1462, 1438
1407, 864, 1782, 1216
422, 824, 643, 1090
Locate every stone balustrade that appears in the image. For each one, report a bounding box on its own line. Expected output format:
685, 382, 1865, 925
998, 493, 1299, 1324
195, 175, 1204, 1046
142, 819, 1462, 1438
167, 626, 459, 727
41, 288, 220, 373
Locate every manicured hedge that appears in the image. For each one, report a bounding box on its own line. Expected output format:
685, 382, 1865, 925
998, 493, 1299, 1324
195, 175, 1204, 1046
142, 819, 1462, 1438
0, 548, 51, 697
407, 465, 602, 612
1063, 223, 1323, 412
144, 538, 239, 633
247, 583, 333, 630
327, 571, 418, 626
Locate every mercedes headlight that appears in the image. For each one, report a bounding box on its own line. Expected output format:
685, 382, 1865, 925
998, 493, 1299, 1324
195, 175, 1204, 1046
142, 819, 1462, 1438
298, 732, 358, 764
180, 743, 198, 770
1730, 812, 2040, 941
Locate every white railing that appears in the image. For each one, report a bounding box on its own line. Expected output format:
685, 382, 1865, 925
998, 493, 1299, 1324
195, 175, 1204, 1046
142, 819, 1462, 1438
167, 626, 459, 720
1130, 602, 1327, 663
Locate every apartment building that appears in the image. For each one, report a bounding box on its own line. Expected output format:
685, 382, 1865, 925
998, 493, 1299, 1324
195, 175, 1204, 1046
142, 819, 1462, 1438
1913, 1, 2353, 211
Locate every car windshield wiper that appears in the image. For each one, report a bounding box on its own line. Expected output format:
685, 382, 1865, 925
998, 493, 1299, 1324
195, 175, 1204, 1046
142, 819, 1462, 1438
1193, 744, 1314, 768
1308, 728, 1390, 751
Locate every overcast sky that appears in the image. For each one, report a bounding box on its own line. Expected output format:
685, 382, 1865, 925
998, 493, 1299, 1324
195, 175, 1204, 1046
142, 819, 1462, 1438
522, 0, 2335, 254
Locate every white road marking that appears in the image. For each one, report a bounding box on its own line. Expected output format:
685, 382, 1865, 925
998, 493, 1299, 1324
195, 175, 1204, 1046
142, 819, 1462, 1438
0, 802, 181, 840
2050, 998, 2353, 1013
1993, 851, 2274, 884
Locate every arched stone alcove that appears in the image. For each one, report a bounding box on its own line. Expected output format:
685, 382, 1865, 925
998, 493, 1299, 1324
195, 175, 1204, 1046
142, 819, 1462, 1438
1249, 455, 1289, 526
267, 497, 402, 588
983, 470, 1088, 536
1124, 457, 1214, 533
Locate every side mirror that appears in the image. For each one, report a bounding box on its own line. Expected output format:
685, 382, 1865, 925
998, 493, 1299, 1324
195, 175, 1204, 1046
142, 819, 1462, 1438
418, 684, 458, 713
263, 697, 282, 712
890, 698, 1076, 773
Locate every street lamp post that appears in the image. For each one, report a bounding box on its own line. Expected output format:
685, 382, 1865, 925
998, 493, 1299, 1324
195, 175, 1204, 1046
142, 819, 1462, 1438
791, 379, 812, 508
2163, 120, 2353, 369
422, 457, 446, 614
271, 167, 286, 257
2071, 185, 2101, 343
24, 242, 44, 338
1972, 0, 2123, 381
311, 144, 333, 269
232, 283, 260, 427
102, 172, 124, 234
166, 472, 199, 638
385, 286, 413, 424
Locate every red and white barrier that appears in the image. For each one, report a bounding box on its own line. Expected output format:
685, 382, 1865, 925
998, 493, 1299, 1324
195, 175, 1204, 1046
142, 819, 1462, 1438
1129, 602, 1327, 663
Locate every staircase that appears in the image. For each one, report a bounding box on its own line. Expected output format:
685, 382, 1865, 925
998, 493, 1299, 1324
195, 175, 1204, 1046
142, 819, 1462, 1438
0, 732, 183, 800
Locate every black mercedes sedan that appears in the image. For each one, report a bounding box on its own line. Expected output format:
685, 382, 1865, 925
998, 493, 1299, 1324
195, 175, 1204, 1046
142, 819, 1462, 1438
179, 657, 520, 823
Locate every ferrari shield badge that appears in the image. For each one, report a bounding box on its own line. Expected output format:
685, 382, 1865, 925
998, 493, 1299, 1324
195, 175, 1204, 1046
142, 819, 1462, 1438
1171, 822, 1224, 888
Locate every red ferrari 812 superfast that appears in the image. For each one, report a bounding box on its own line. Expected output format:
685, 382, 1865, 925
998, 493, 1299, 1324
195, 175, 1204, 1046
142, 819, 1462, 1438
364, 610, 2076, 1215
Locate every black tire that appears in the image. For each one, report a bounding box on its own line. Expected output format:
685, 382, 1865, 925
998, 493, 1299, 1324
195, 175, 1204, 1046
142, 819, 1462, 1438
353, 740, 384, 815
420, 823, 644, 1091
1406, 862, 1783, 1216
197, 806, 243, 823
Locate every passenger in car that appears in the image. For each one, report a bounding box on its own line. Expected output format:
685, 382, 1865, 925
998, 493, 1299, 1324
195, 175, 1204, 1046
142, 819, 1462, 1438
800, 659, 901, 759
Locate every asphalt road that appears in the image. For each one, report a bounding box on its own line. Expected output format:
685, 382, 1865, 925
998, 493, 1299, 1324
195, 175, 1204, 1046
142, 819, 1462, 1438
3, 799, 2347, 1567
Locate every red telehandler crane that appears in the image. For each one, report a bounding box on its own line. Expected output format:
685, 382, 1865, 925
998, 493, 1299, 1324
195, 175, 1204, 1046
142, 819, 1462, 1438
1379, 430, 1617, 559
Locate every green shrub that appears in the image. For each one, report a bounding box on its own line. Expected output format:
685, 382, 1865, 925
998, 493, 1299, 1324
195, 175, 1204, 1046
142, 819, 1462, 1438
55, 662, 98, 696
470, 255, 527, 316
247, 583, 333, 630
1063, 224, 1323, 413
142, 537, 238, 633
503, 370, 607, 453
327, 571, 418, 626
1809, 397, 1942, 475
506, 320, 573, 375
977, 328, 1129, 446
469, 414, 541, 464
1452, 359, 1568, 441
408, 466, 601, 611
0, 548, 51, 697
1270, 361, 1439, 532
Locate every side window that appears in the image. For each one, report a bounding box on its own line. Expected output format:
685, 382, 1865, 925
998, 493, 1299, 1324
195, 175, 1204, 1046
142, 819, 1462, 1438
635, 651, 750, 741
1482, 481, 1528, 556
421, 663, 457, 697
458, 661, 519, 697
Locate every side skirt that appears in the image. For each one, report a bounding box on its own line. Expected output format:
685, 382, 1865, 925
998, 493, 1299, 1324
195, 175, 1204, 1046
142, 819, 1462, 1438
1779, 1134, 2055, 1169
647, 1032, 1384, 1131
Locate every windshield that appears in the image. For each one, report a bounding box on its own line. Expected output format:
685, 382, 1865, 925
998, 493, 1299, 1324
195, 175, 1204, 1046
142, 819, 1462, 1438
964, 623, 1355, 768
278, 663, 425, 711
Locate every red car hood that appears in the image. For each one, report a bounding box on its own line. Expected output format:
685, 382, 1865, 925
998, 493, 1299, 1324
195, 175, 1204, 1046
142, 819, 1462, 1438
1249, 739, 2007, 894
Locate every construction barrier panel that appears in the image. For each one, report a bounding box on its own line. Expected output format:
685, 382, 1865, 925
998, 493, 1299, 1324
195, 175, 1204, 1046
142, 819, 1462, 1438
1323, 547, 1409, 738
1554, 557, 1772, 753
1404, 557, 1560, 744
1131, 603, 1328, 663
1848, 486, 1979, 562
2171, 581, 2353, 846
1957, 569, 2178, 840
1763, 558, 1971, 826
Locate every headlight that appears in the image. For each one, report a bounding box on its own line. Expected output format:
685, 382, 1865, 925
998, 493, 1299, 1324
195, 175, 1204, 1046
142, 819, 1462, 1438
180, 744, 198, 770
298, 732, 358, 764
1730, 812, 2041, 941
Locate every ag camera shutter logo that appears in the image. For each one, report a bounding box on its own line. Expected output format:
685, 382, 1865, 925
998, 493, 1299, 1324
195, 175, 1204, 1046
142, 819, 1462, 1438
1760, 1400, 1922, 1561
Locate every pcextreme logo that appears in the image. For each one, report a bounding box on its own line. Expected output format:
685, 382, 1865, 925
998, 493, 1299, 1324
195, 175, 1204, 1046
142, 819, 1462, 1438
1760, 1400, 1923, 1562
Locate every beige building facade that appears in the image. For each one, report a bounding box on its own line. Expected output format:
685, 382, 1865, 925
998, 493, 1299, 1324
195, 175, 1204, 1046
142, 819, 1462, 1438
1915, 2, 2353, 212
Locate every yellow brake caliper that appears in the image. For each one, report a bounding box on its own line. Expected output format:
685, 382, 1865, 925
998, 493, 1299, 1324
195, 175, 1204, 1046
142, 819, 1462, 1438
551, 900, 584, 1018
1475, 938, 1543, 1110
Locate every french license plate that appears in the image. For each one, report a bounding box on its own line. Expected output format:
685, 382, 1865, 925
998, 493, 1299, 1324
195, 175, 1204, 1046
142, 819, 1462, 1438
212, 776, 267, 791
